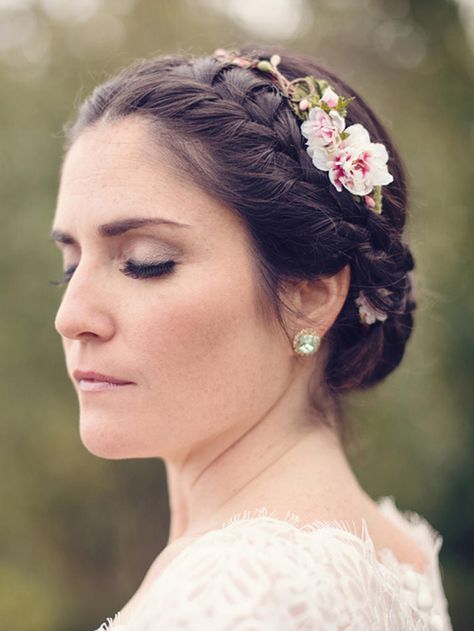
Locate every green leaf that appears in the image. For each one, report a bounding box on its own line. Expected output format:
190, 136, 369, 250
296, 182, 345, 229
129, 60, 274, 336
314, 79, 329, 97
372, 186, 383, 214
291, 83, 311, 100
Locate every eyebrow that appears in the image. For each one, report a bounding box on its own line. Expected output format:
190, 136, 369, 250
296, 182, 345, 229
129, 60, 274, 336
50, 217, 191, 244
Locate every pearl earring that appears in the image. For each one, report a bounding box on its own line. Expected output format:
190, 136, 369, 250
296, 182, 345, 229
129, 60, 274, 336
292, 328, 321, 356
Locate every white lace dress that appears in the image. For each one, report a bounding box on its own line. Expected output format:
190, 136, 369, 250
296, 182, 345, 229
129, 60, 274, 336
94, 495, 453, 630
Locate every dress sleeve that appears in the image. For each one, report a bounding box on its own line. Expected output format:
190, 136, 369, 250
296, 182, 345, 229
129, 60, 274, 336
127, 517, 450, 631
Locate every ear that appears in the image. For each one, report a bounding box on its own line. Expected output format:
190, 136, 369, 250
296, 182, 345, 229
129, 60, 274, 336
281, 264, 351, 338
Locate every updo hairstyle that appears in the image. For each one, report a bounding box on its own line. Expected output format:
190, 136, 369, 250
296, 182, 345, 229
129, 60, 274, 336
61, 45, 416, 441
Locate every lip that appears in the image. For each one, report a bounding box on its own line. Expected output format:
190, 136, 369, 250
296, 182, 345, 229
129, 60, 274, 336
73, 370, 135, 385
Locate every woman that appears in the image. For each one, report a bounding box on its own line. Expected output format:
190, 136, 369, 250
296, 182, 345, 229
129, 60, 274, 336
50, 45, 453, 629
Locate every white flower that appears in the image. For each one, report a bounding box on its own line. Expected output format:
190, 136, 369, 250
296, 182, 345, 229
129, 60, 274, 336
313, 123, 393, 196
300, 107, 345, 153
355, 291, 388, 325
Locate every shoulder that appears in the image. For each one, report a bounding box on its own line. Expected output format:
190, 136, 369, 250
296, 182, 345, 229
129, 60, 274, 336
128, 516, 407, 629
101, 506, 453, 630
149, 515, 381, 585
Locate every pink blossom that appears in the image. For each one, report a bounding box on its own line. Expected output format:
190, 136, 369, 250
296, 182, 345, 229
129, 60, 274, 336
300, 107, 345, 151
234, 57, 249, 67
355, 291, 387, 325
320, 86, 339, 108
315, 124, 393, 196
364, 195, 376, 209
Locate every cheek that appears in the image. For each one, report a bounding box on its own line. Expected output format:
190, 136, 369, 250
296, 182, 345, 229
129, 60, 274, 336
126, 265, 286, 433
134, 270, 263, 385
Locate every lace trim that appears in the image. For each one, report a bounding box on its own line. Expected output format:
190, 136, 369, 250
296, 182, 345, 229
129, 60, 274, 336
95, 612, 124, 630
221, 505, 370, 538
219, 495, 442, 578
93, 495, 446, 630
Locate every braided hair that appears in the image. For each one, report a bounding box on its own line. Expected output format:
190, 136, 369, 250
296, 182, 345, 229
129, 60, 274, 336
62, 45, 416, 435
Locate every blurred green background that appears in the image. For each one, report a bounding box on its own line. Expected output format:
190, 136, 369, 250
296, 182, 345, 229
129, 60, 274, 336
0, 0, 472, 629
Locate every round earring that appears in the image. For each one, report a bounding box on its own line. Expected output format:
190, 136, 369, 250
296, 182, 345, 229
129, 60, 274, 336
292, 328, 321, 356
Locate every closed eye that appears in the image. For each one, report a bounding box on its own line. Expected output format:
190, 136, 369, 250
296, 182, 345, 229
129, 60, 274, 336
122, 259, 176, 279
49, 259, 176, 286
49, 264, 77, 286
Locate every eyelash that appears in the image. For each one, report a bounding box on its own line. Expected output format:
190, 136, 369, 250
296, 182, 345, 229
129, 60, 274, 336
49, 259, 176, 286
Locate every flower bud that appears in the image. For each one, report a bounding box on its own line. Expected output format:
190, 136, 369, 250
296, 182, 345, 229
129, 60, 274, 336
270, 54, 281, 67
257, 60, 273, 72
235, 57, 249, 67
364, 195, 376, 209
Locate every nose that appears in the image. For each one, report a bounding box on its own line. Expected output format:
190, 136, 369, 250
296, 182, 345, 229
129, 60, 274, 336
54, 262, 115, 342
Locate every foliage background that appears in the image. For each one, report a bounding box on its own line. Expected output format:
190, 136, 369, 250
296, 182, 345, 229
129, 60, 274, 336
0, 0, 472, 629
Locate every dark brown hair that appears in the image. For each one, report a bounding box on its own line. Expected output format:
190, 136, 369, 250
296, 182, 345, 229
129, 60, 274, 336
61, 45, 416, 444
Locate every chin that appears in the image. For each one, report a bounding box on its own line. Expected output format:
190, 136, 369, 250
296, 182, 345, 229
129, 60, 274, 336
79, 415, 137, 460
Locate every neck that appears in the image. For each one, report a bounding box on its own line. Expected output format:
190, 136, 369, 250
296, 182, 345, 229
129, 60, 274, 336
163, 378, 363, 545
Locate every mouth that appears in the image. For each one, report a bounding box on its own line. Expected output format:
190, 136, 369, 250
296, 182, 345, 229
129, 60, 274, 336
72, 369, 135, 392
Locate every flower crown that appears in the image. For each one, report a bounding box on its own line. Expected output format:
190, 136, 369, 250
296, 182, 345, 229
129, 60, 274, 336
212, 48, 392, 326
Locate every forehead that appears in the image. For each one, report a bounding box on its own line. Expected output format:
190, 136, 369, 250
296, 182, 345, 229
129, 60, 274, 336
54, 116, 243, 236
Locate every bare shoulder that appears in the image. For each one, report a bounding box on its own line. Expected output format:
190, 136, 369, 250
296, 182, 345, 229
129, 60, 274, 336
366, 509, 430, 573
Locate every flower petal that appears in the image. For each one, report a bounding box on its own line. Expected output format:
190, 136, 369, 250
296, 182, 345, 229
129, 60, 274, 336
321, 86, 339, 108
310, 144, 331, 171
343, 123, 371, 147
328, 109, 346, 133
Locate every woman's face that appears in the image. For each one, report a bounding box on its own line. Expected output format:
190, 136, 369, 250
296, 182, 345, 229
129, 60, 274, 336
52, 117, 293, 461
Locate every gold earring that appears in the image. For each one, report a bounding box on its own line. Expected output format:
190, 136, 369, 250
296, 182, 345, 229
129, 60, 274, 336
292, 328, 321, 356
